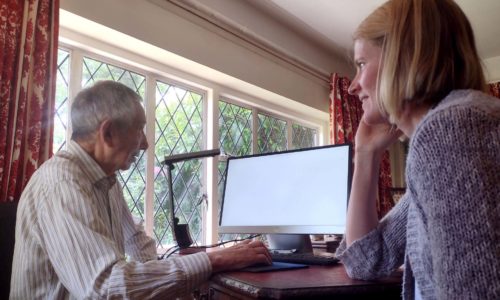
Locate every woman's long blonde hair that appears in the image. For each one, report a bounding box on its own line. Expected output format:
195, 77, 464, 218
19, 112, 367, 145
354, 0, 486, 123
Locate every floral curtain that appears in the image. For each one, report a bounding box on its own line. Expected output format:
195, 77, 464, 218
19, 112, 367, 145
0, 0, 59, 202
489, 81, 500, 98
329, 73, 393, 218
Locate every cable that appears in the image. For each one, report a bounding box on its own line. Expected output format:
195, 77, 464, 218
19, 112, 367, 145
165, 246, 180, 259
158, 245, 180, 260
158, 234, 262, 260
186, 234, 262, 250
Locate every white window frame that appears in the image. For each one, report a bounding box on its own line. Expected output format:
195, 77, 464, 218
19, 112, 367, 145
219, 96, 321, 154
59, 27, 327, 246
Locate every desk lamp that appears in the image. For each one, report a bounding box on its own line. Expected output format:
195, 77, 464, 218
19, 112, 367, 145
163, 149, 220, 248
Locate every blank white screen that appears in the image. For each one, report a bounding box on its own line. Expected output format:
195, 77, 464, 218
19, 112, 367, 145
219, 144, 350, 234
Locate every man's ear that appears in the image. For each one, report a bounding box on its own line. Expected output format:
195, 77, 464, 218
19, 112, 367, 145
98, 119, 115, 147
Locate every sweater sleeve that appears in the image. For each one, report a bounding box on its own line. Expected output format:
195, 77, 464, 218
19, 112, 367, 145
336, 194, 408, 279
409, 102, 500, 299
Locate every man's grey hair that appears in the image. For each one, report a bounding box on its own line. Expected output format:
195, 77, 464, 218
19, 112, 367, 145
70, 80, 143, 140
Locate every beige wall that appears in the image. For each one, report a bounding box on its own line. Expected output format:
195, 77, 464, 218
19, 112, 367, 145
60, 0, 354, 114
484, 56, 500, 83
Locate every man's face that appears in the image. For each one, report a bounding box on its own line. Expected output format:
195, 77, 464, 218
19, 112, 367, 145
112, 106, 148, 171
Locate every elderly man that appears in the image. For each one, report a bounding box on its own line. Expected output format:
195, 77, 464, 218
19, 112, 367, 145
10, 81, 271, 299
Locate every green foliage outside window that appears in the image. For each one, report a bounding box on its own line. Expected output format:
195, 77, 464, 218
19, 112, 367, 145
258, 113, 288, 154
154, 81, 204, 248
292, 124, 317, 149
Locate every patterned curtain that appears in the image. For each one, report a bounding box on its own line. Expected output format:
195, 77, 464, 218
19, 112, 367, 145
0, 0, 59, 202
489, 82, 500, 98
329, 73, 393, 218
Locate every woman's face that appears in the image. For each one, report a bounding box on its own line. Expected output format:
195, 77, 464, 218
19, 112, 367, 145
348, 39, 386, 125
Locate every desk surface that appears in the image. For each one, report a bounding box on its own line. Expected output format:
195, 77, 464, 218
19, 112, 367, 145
209, 264, 403, 299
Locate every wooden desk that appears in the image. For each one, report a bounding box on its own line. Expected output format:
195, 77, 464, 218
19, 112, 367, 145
208, 264, 402, 299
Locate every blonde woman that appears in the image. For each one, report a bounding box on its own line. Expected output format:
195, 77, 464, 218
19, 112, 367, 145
335, 0, 500, 299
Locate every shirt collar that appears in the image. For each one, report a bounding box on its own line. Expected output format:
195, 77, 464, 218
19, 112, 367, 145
67, 140, 117, 188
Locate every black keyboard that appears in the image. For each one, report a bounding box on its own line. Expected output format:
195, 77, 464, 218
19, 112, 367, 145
270, 252, 339, 266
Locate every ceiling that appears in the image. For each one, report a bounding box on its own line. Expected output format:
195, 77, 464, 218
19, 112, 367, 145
250, 0, 500, 60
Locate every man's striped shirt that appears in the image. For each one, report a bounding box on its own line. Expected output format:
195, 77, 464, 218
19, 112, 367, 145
10, 141, 211, 299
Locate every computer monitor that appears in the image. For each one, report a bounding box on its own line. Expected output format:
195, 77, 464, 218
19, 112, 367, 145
219, 144, 351, 236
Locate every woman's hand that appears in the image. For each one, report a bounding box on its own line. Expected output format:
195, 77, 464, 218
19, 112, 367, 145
354, 117, 403, 156
207, 240, 272, 273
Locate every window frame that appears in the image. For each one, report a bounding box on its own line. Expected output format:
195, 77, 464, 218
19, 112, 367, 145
219, 96, 321, 153
57, 32, 326, 246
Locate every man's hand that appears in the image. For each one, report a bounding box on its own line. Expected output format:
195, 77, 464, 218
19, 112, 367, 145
207, 240, 271, 273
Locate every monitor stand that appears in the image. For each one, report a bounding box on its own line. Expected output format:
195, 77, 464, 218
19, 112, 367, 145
266, 234, 313, 253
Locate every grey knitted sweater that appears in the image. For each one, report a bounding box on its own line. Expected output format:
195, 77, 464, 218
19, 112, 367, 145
336, 90, 500, 300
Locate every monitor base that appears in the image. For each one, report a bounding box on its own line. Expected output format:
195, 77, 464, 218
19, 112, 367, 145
266, 234, 313, 253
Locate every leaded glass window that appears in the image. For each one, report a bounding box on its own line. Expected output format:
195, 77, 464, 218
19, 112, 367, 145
53, 49, 70, 153
154, 81, 204, 249
53, 45, 322, 251
217, 101, 253, 243
258, 113, 287, 153
292, 124, 317, 149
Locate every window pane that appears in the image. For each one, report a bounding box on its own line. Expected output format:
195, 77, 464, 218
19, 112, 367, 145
53, 49, 70, 153
292, 124, 317, 149
218, 101, 252, 157
257, 113, 287, 154
217, 101, 253, 244
81, 57, 147, 222
154, 81, 204, 249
